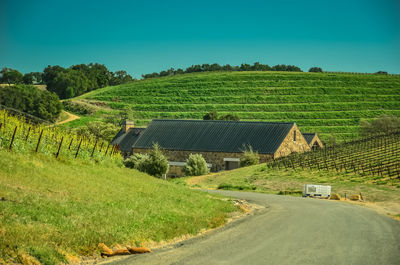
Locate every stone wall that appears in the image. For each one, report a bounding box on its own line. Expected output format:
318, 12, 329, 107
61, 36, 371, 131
274, 124, 311, 158
310, 135, 324, 149
132, 147, 273, 177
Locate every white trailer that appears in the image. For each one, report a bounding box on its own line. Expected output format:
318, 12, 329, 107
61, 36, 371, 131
302, 184, 331, 198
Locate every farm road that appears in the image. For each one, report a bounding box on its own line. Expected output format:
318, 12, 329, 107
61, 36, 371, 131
104, 190, 400, 265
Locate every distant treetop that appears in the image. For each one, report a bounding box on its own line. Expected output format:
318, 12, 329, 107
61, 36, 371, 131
309, 67, 323, 72
142, 62, 303, 79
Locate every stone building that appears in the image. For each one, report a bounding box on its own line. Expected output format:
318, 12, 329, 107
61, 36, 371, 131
112, 119, 313, 177
302, 133, 324, 150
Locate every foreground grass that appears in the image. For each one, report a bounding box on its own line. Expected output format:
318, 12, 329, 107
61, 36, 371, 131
0, 149, 237, 264
180, 164, 400, 215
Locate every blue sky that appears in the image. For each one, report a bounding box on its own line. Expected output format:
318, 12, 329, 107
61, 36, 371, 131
1, 0, 399, 77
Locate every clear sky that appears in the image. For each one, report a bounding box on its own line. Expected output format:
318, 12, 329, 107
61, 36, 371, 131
1, 0, 399, 77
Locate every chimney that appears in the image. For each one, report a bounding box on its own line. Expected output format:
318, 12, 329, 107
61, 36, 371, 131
122, 120, 134, 132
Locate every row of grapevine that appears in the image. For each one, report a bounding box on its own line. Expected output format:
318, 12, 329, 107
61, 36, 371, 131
0, 109, 122, 162
268, 131, 400, 183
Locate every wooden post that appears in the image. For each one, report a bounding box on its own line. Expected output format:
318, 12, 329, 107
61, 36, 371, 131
105, 145, 110, 155
9, 126, 18, 150
99, 142, 104, 153
25, 127, 31, 141
35, 129, 44, 152
75, 139, 83, 158
91, 139, 98, 157
68, 138, 73, 150
55, 137, 64, 158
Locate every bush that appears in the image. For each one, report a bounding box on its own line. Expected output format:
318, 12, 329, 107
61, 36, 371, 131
360, 115, 400, 136
184, 154, 210, 176
123, 153, 148, 169
330, 193, 341, 200
62, 100, 96, 115
128, 143, 169, 177
240, 146, 260, 167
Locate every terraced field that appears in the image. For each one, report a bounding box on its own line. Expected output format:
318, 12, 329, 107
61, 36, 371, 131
76, 71, 400, 141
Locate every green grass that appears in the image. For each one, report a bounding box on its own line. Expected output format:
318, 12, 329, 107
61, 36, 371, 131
0, 149, 237, 264
70, 71, 400, 141
183, 164, 400, 205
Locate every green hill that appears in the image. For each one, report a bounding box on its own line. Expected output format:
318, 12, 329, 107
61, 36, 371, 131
72, 71, 400, 142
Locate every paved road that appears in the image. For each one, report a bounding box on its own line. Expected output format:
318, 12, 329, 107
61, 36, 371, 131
104, 190, 400, 265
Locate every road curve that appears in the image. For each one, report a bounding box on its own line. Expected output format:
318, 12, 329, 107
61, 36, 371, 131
104, 190, 400, 265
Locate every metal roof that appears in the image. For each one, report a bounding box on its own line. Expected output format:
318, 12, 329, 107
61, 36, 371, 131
302, 133, 316, 145
133, 119, 295, 154
111, 128, 145, 152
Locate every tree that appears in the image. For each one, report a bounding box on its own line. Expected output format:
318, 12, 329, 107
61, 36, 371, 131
309, 67, 323, 72
375, 71, 388, 75
184, 154, 209, 176
23, 73, 34, 84
240, 145, 260, 167
0, 85, 62, 121
1, 68, 23, 85
110, 70, 133, 85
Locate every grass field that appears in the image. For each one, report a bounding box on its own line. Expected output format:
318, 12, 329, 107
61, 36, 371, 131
0, 149, 237, 264
69, 71, 400, 142
177, 163, 400, 217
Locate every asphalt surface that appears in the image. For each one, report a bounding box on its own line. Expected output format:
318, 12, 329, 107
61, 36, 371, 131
103, 190, 400, 265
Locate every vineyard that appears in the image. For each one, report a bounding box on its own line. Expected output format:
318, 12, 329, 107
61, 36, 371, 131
0, 109, 122, 163
268, 131, 400, 184
74, 71, 400, 142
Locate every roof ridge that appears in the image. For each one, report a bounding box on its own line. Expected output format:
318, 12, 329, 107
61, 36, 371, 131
151, 119, 295, 125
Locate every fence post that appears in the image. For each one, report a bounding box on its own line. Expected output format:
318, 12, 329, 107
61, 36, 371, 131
55, 136, 64, 158
25, 127, 31, 141
9, 126, 18, 150
104, 145, 110, 155
35, 129, 44, 152
75, 139, 83, 158
91, 139, 98, 157
68, 138, 73, 150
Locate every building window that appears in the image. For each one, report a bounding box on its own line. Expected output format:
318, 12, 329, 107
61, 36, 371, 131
294, 130, 296, 141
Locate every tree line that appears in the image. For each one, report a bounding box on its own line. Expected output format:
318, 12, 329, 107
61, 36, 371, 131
0, 64, 134, 99
142, 62, 307, 79
0, 85, 62, 122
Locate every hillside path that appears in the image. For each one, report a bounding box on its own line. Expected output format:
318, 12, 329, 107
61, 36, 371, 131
103, 190, 400, 265
56, 111, 80, 125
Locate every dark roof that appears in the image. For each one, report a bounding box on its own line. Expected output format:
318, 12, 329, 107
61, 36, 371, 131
302, 133, 316, 145
111, 128, 145, 152
133, 119, 295, 154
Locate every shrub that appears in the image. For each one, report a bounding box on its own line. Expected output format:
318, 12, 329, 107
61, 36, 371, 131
123, 153, 148, 169
62, 100, 95, 115
240, 146, 260, 167
330, 193, 341, 200
360, 115, 400, 136
184, 154, 210, 176
130, 143, 169, 177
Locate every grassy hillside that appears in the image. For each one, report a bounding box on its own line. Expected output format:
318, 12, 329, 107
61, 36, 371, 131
0, 151, 236, 264
179, 161, 400, 217
71, 71, 400, 142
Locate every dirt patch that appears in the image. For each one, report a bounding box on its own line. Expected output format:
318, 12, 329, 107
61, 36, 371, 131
56, 111, 80, 125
